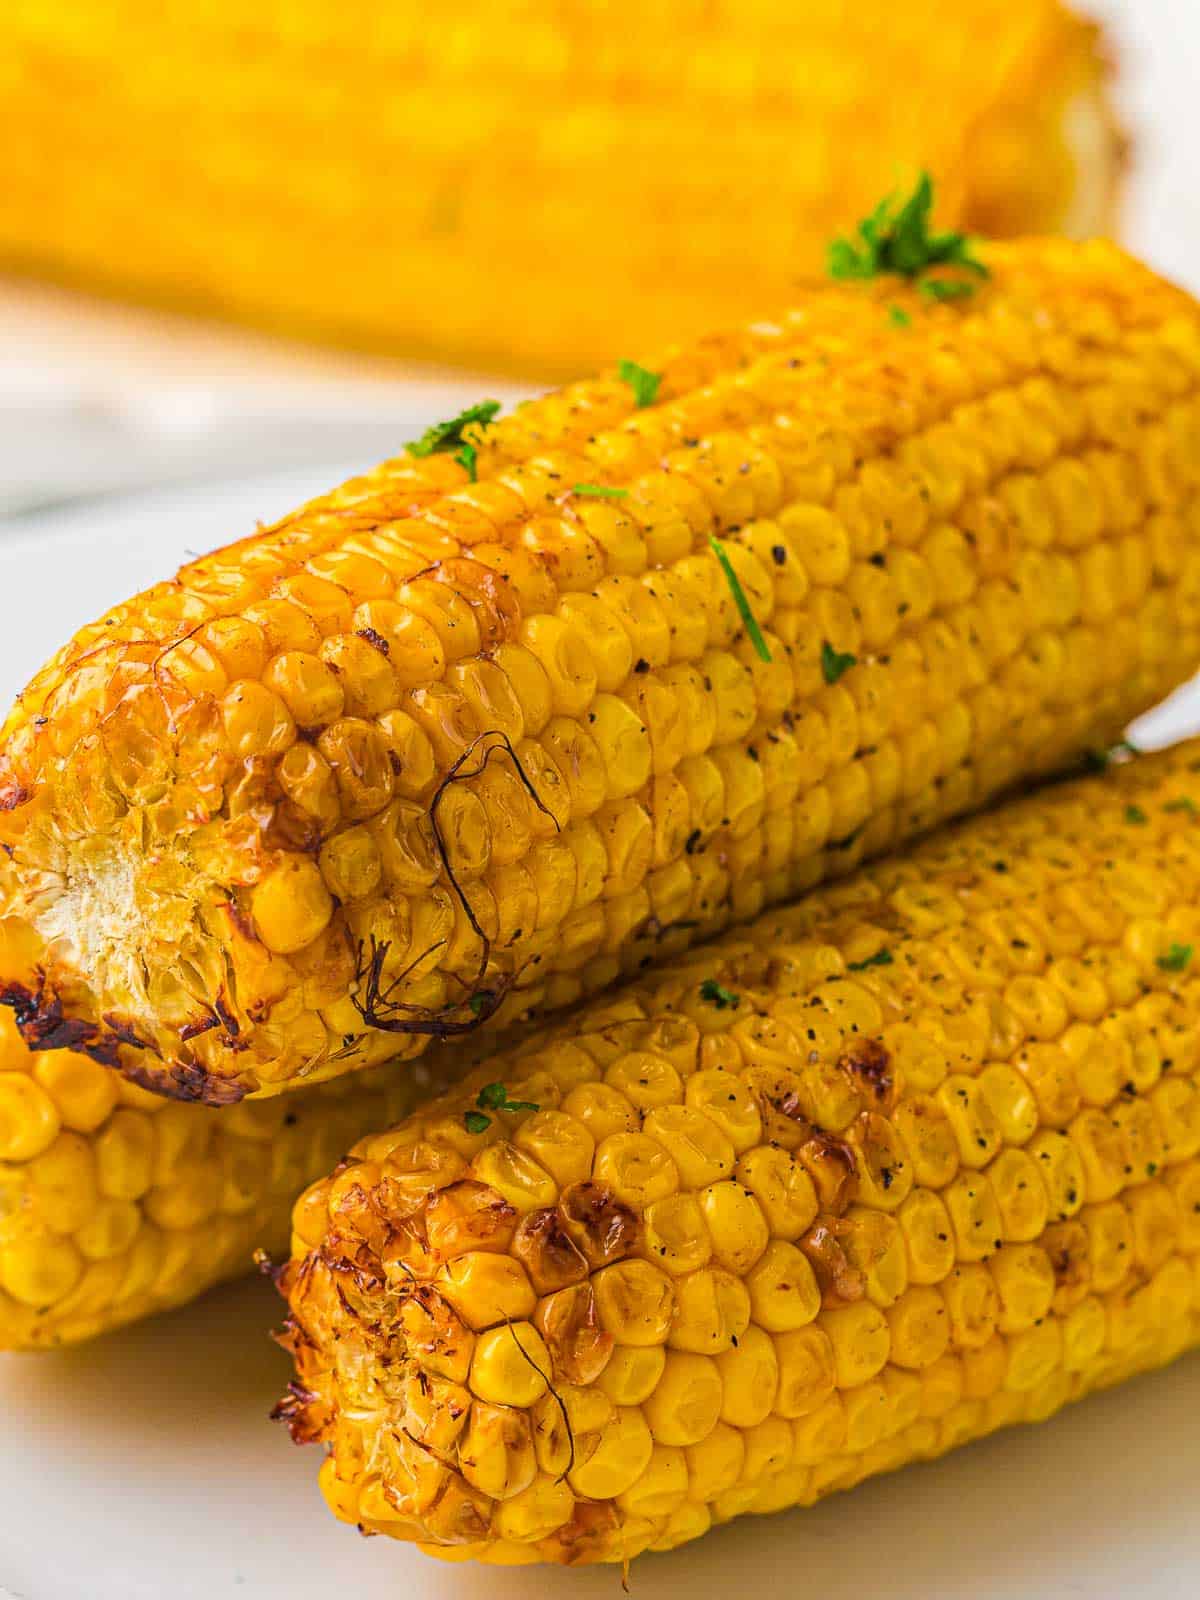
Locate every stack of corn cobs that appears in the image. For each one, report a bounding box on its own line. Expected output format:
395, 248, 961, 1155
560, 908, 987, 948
6, 14, 1200, 1573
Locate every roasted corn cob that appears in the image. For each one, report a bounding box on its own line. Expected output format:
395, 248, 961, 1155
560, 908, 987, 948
0, 1005, 450, 1348
4, 236, 1200, 1104
277, 740, 1200, 1566
0, 1, 1122, 374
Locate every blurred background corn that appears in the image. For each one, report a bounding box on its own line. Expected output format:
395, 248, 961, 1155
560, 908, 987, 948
0, 0, 1121, 375
0, 1006, 456, 1348
278, 739, 1200, 1565
4, 237, 1200, 1102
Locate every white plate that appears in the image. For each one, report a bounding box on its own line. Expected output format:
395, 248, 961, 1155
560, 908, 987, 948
2, 467, 1200, 1600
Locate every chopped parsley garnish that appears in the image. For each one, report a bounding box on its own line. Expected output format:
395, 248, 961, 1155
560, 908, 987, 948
828, 173, 989, 303
1124, 804, 1148, 825
467, 992, 489, 1016
456, 441, 478, 481
1158, 943, 1193, 973
710, 536, 771, 662
1166, 797, 1198, 816
821, 641, 857, 684
618, 359, 662, 408
848, 949, 894, 972
888, 305, 912, 328
919, 278, 976, 303
700, 978, 740, 1009
463, 1080, 541, 1134
406, 400, 501, 460
573, 484, 629, 499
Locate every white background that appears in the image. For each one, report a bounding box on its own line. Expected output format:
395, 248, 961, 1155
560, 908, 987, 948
3, 2, 1200, 1596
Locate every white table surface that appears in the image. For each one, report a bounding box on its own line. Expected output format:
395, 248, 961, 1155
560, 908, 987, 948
4, 2, 1200, 1594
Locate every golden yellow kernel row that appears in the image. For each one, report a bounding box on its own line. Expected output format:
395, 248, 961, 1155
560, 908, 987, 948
0, 1007, 466, 1348
3, 238, 1200, 1105
277, 740, 1200, 1564
0, 1, 1120, 374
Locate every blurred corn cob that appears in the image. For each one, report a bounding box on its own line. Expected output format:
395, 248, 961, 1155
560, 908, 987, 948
4, 234, 1200, 1104
278, 739, 1200, 1565
0, 1, 1121, 374
0, 1006, 451, 1348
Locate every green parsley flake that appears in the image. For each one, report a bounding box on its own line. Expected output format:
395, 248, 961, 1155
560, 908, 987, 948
828, 172, 989, 304
699, 978, 740, 1009
1158, 943, 1193, 973
573, 484, 629, 499
407, 400, 501, 460
456, 441, 478, 481
1124, 804, 1148, 825
888, 305, 912, 328
848, 950, 894, 972
710, 536, 771, 662
463, 1080, 541, 1133
822, 641, 857, 684
467, 992, 488, 1016
1166, 797, 1198, 816
618, 359, 662, 408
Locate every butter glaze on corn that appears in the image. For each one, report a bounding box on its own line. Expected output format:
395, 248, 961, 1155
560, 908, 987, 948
278, 742, 1200, 1565
4, 239, 1200, 1102
0, 1007, 452, 1348
0, 2, 1121, 374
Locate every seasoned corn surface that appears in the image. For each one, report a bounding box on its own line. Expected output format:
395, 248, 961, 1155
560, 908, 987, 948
4, 239, 1200, 1102
0, 2, 1120, 374
279, 741, 1200, 1564
0, 1007, 448, 1348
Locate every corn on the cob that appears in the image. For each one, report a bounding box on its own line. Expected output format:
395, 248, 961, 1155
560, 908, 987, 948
4, 237, 1200, 1104
0, 1005, 450, 1348
277, 739, 1200, 1566
0, 2, 1121, 375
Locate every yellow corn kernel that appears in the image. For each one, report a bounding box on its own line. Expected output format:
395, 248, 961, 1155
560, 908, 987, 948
642, 1351, 724, 1447
566, 1406, 654, 1500
593, 1133, 680, 1208
437, 1253, 538, 1330
597, 1346, 666, 1407
469, 1323, 552, 1407
699, 1179, 770, 1275
989, 1244, 1056, 1333
0, 1073, 60, 1161
886, 1285, 951, 1369
714, 1324, 779, 1428
492, 1476, 575, 1544
668, 1268, 751, 1354
251, 857, 333, 955
745, 1241, 821, 1332
31, 1053, 117, 1135
593, 1259, 675, 1347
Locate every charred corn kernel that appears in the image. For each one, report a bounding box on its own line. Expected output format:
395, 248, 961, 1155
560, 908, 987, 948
10, 244, 1200, 1103
0, 1003, 464, 1347
278, 744, 1200, 1563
